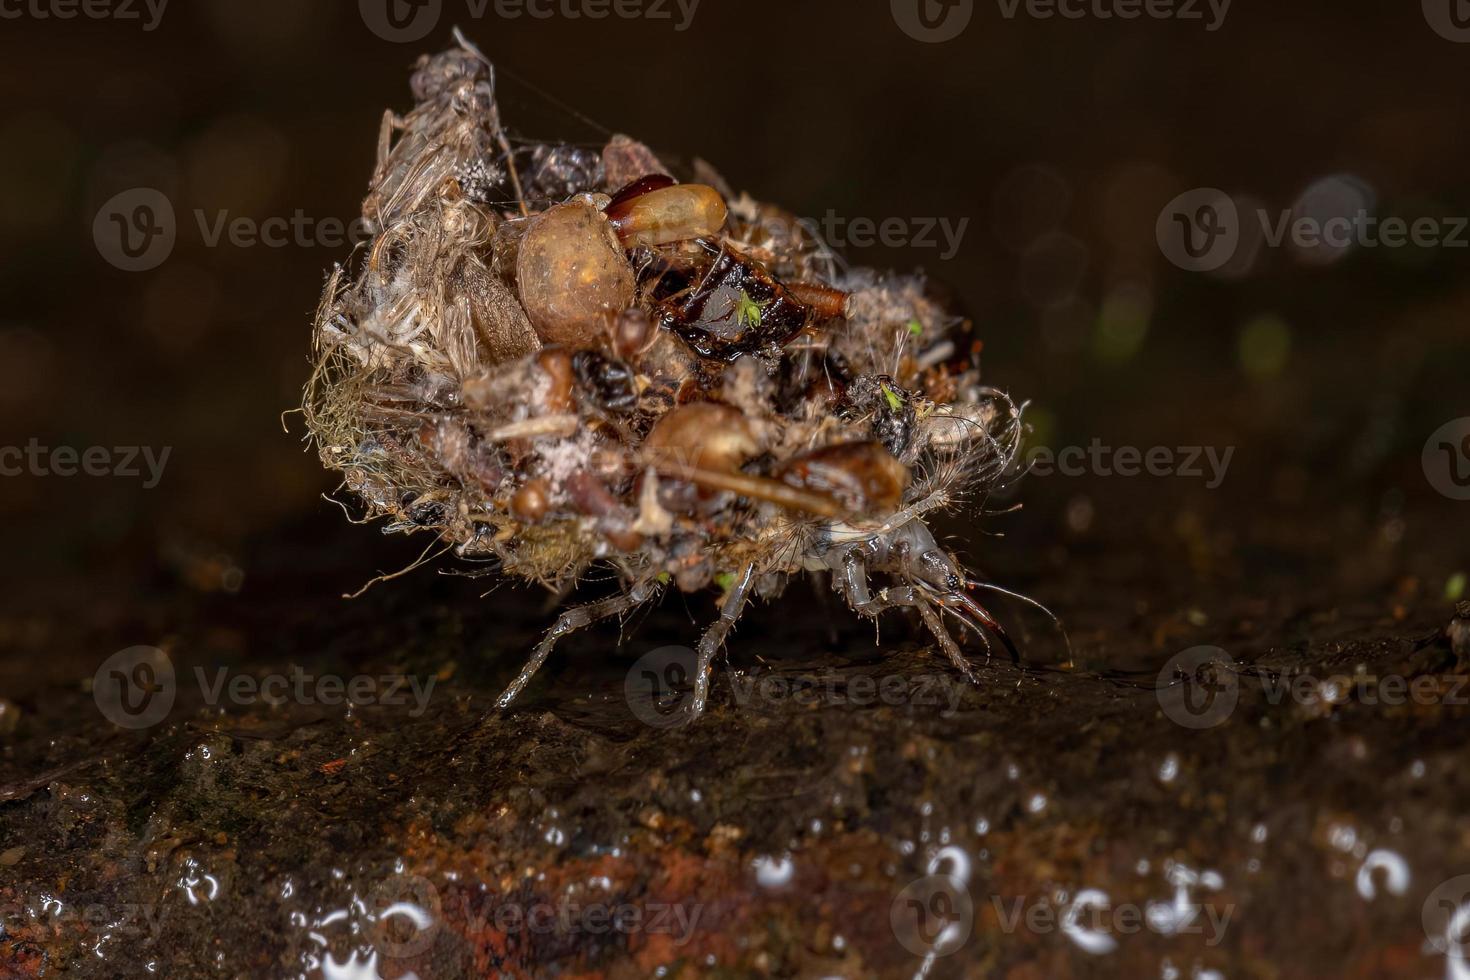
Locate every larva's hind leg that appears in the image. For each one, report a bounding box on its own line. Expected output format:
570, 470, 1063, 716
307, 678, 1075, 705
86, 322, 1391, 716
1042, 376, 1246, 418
496, 581, 660, 710
687, 565, 756, 721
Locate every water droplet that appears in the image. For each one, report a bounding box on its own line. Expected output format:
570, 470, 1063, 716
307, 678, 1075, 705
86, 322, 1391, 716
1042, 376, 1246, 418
753, 854, 794, 889
1061, 888, 1119, 955
1356, 849, 1410, 900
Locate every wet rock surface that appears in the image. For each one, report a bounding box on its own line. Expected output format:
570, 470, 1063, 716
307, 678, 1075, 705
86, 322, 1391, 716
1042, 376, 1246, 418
2, 466, 1466, 979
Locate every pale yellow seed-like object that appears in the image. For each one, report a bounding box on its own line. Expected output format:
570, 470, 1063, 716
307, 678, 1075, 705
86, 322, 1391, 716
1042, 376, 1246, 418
608, 184, 728, 248
516, 201, 635, 348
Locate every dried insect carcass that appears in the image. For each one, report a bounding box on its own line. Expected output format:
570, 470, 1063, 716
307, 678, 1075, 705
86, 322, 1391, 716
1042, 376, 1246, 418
304, 33, 1031, 721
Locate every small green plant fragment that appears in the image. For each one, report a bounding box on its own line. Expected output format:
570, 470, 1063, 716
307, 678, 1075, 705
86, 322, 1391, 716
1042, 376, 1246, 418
881, 384, 903, 412
735, 291, 763, 329
1448, 572, 1467, 602
907, 318, 924, 337
714, 571, 736, 593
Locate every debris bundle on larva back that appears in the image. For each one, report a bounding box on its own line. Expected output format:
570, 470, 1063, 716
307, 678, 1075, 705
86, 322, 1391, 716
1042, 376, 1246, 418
304, 34, 1026, 721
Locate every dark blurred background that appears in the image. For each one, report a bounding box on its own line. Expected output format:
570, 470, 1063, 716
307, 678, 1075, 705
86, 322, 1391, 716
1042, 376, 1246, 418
1, 0, 1467, 676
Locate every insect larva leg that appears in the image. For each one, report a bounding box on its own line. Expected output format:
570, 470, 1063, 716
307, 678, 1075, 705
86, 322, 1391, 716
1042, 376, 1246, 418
917, 599, 980, 686
495, 581, 659, 710
939, 589, 1020, 665
836, 557, 912, 621
688, 564, 756, 720
838, 550, 873, 611
835, 566, 989, 684
841, 579, 984, 684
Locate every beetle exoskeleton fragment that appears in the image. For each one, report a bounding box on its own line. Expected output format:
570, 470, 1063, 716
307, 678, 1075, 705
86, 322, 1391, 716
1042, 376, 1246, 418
653, 245, 814, 360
